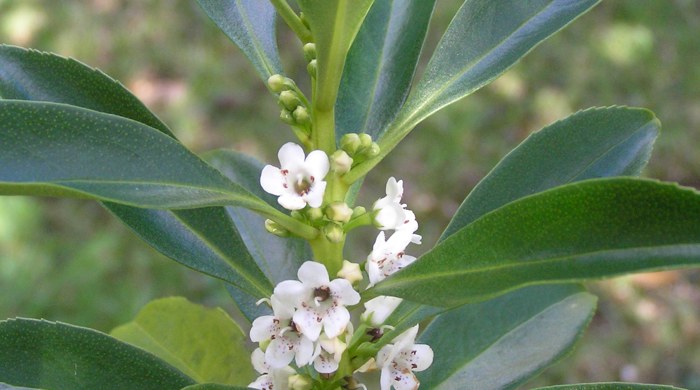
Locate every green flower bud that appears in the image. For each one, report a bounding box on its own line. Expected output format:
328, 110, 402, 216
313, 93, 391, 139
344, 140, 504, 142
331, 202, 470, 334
306, 207, 324, 221
359, 133, 373, 150
293, 106, 310, 126
323, 223, 345, 243
267, 74, 287, 93
340, 133, 361, 155
366, 142, 381, 158
337, 260, 363, 285
303, 43, 317, 62
289, 374, 313, 390
352, 206, 367, 219
265, 219, 289, 237
307, 59, 317, 78
279, 90, 302, 111
330, 150, 353, 174
326, 202, 353, 223
280, 109, 295, 125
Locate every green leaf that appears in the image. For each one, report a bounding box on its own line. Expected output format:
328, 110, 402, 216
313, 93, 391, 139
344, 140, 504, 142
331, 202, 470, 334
370, 178, 700, 307
296, 0, 375, 112
375, 0, 600, 170
443, 106, 660, 239
0, 318, 195, 389
0, 45, 173, 137
0, 383, 39, 390
0, 100, 269, 211
196, 0, 283, 81
335, 0, 435, 139
417, 285, 596, 389
533, 384, 687, 390
111, 297, 254, 386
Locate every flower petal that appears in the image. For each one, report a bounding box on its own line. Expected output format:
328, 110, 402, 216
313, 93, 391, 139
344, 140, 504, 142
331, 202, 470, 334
278, 193, 306, 210
390, 368, 420, 390
329, 279, 360, 305
250, 315, 277, 342
278, 142, 306, 168
375, 202, 406, 230
385, 177, 403, 200
297, 261, 330, 287
379, 366, 393, 390
303, 180, 326, 208
305, 150, 330, 179
408, 344, 434, 372
251, 348, 269, 374
293, 307, 323, 341
260, 165, 285, 196
322, 306, 350, 338
266, 337, 295, 368
274, 280, 306, 306
294, 334, 317, 366
314, 351, 339, 374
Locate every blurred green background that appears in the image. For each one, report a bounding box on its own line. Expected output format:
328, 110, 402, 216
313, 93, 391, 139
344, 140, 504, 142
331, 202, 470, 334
1, 0, 699, 387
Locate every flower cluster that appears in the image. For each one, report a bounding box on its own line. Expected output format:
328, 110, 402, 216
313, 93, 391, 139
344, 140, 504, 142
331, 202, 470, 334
254, 142, 433, 389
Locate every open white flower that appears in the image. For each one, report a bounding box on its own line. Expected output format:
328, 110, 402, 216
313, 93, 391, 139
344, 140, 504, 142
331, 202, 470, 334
249, 348, 296, 390
373, 177, 407, 230
260, 142, 329, 210
376, 325, 434, 390
249, 295, 316, 368
275, 261, 360, 341
366, 230, 418, 286
313, 333, 347, 374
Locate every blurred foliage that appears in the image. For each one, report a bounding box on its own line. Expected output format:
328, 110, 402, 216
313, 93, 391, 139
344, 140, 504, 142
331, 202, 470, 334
0, 0, 699, 387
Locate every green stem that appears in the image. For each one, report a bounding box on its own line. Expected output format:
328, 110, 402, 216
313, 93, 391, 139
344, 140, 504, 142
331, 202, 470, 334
269, 0, 313, 43
251, 203, 319, 240
309, 235, 345, 276
312, 106, 336, 154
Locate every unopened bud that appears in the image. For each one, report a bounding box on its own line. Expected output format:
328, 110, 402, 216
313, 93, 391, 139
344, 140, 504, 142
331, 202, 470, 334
326, 202, 353, 223
307, 59, 317, 78
306, 207, 323, 221
323, 223, 344, 243
280, 109, 295, 125
352, 206, 367, 219
293, 106, 310, 126
359, 133, 373, 150
289, 374, 313, 390
330, 150, 353, 174
337, 260, 363, 284
340, 133, 361, 155
265, 219, 289, 237
279, 90, 301, 111
267, 74, 287, 93
303, 43, 317, 62
366, 142, 380, 158
290, 211, 304, 220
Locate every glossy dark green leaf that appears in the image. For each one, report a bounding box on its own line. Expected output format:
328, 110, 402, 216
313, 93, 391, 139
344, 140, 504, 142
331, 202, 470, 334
111, 297, 254, 386
370, 178, 700, 307
205, 150, 312, 321
378, 0, 600, 161
533, 384, 686, 390
443, 106, 659, 238
335, 0, 436, 139
0, 318, 195, 389
0, 45, 173, 136
296, 0, 375, 112
417, 285, 596, 389
196, 0, 283, 80
0, 100, 269, 211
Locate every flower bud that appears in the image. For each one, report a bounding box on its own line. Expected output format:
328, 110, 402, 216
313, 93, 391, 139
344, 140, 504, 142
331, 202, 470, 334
279, 90, 302, 111
306, 207, 324, 221
265, 219, 289, 237
303, 43, 317, 62
340, 133, 361, 155
352, 206, 367, 218
330, 150, 353, 174
292, 106, 310, 126
289, 374, 313, 390
323, 223, 345, 243
366, 142, 381, 158
306, 59, 317, 78
279, 109, 295, 125
267, 74, 287, 93
326, 202, 353, 223
337, 260, 362, 285
359, 133, 373, 150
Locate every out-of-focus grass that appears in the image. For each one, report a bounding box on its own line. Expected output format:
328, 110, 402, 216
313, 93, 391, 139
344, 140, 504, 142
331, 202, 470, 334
0, 0, 699, 387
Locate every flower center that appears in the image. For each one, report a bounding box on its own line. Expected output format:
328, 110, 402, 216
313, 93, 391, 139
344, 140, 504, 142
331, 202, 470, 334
314, 286, 331, 302
293, 175, 314, 195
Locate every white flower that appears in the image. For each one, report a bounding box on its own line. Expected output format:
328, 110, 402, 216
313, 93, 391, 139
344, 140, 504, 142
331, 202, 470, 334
373, 177, 407, 230
313, 333, 347, 374
260, 142, 329, 210
376, 325, 434, 390
249, 295, 316, 368
248, 348, 296, 390
275, 261, 361, 341
366, 230, 418, 287
362, 296, 403, 326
